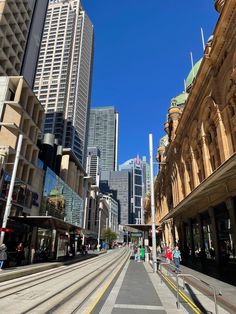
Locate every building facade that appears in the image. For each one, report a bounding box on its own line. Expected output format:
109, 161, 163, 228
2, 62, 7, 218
154, 0, 236, 268
34, 0, 94, 166
88, 107, 119, 172
0, 0, 48, 87
108, 170, 131, 226
120, 156, 146, 224
103, 194, 119, 234
0, 76, 44, 248
86, 147, 101, 187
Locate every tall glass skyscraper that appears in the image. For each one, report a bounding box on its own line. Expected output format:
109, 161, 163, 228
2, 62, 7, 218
88, 107, 119, 172
34, 0, 94, 167
120, 156, 149, 224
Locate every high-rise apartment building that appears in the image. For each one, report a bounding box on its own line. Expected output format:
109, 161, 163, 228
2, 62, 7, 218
86, 147, 100, 187
0, 0, 48, 87
88, 107, 119, 172
34, 0, 94, 166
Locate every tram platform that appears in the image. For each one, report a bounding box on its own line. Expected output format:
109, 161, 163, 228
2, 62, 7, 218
91, 256, 235, 314
0, 250, 105, 283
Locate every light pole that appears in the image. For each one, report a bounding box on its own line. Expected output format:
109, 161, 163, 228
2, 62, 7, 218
97, 207, 101, 251
0, 133, 23, 245
149, 133, 158, 272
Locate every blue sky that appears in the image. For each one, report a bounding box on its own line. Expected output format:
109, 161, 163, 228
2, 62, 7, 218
83, 0, 218, 166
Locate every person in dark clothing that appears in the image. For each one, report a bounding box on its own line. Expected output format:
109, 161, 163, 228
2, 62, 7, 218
16, 242, 24, 266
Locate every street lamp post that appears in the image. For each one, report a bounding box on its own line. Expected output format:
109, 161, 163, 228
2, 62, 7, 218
149, 133, 158, 273
0, 134, 23, 245
97, 207, 101, 251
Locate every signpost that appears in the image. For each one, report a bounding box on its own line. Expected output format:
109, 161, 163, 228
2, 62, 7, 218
130, 232, 143, 237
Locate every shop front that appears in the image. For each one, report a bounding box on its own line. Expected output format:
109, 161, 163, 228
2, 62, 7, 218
161, 154, 236, 271
9, 216, 82, 262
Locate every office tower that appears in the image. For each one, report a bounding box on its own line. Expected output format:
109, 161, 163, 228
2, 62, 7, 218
120, 156, 146, 224
142, 156, 151, 194
0, 0, 48, 87
86, 147, 100, 186
34, 0, 94, 166
88, 107, 119, 172
108, 171, 131, 226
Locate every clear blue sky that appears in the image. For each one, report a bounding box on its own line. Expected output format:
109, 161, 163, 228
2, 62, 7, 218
83, 0, 218, 166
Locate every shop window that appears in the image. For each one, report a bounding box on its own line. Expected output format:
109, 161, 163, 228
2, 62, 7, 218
216, 204, 235, 262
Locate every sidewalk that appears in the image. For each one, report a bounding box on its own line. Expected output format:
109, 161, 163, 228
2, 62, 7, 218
0, 250, 105, 282
98, 258, 187, 314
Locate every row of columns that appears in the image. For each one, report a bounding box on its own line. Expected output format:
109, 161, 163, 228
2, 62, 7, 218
162, 197, 236, 266
171, 116, 231, 208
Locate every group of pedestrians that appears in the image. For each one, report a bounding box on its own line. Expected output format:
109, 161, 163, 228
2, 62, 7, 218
165, 244, 182, 273
133, 245, 145, 262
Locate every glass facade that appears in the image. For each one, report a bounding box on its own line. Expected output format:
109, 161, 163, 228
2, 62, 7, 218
88, 107, 118, 172
41, 166, 84, 227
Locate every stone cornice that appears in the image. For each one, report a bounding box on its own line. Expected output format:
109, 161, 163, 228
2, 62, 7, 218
215, 0, 225, 13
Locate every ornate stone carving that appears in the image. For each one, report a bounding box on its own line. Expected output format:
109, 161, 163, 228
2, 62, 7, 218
215, 0, 226, 13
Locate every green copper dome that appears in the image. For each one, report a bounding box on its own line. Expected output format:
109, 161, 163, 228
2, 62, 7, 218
170, 92, 188, 107
186, 58, 202, 89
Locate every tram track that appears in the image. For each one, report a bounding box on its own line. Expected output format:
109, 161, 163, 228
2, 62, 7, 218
44, 249, 130, 314
0, 248, 129, 314
0, 250, 111, 298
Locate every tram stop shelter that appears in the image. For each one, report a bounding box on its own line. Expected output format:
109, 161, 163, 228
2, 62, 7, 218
9, 215, 83, 260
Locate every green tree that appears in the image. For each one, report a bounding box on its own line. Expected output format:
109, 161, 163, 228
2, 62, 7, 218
102, 228, 117, 248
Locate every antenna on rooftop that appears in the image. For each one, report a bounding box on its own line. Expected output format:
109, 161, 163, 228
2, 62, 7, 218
201, 27, 206, 51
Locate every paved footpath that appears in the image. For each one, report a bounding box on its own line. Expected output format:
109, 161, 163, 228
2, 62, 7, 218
98, 259, 187, 314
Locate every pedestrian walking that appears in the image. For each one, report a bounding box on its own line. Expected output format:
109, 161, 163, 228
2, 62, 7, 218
134, 245, 138, 261
172, 245, 181, 273
165, 246, 172, 263
140, 246, 145, 261
0, 243, 7, 270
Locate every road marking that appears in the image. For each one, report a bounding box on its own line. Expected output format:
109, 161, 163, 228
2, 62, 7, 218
160, 271, 201, 314
86, 253, 130, 314
114, 304, 165, 310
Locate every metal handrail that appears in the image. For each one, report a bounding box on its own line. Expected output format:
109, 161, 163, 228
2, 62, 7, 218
176, 274, 220, 314
159, 262, 175, 283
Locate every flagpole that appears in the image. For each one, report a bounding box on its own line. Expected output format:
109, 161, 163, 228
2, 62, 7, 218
201, 27, 205, 51
190, 52, 195, 78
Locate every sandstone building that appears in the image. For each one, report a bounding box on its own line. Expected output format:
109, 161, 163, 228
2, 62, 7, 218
153, 0, 236, 267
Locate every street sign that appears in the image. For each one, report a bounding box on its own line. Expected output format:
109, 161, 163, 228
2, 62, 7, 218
130, 232, 143, 237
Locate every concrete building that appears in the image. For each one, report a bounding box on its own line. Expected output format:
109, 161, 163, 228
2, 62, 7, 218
102, 194, 119, 234
86, 147, 101, 187
153, 0, 236, 269
34, 0, 94, 166
0, 76, 44, 245
0, 0, 48, 87
88, 107, 119, 172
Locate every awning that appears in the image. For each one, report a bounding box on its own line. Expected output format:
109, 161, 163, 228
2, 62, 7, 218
124, 224, 160, 232
9, 216, 82, 233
